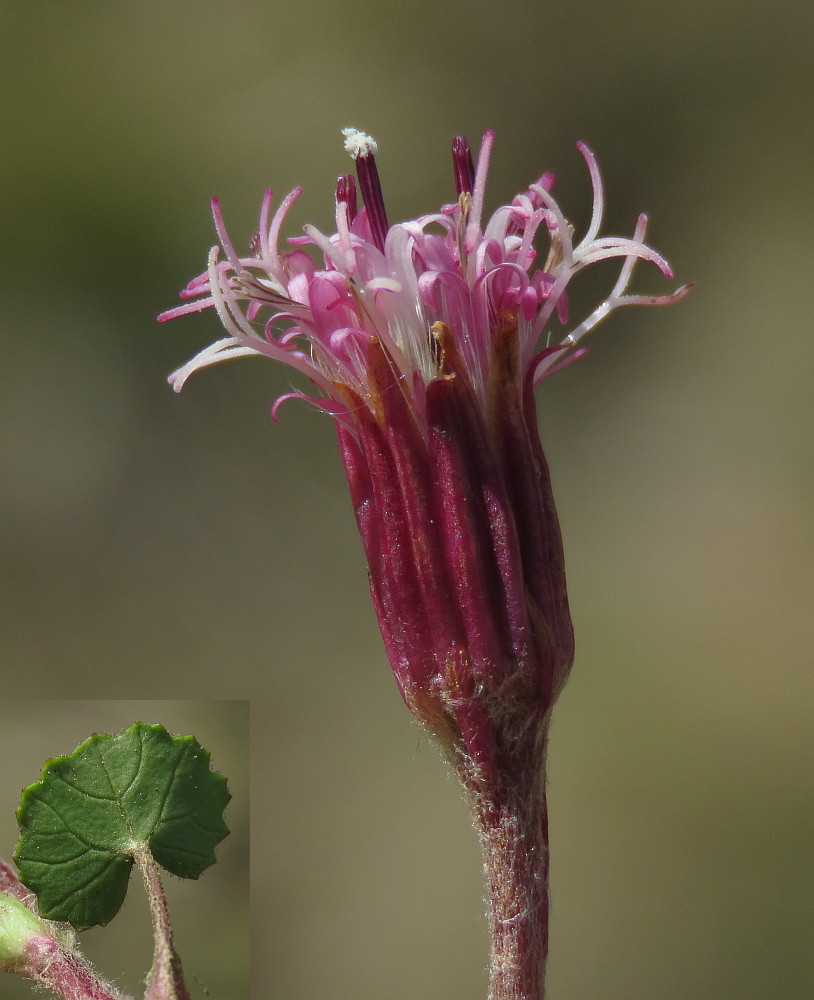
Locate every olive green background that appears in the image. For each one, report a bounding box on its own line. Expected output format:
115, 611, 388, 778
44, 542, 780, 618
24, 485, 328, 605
0, 702, 248, 1000
1, 3, 812, 999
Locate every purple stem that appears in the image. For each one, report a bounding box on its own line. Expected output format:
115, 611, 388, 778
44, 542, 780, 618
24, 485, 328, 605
457, 721, 550, 1000
25, 938, 124, 1000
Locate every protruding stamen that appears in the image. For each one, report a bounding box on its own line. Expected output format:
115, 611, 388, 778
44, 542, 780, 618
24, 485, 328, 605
336, 174, 358, 224
341, 126, 389, 254
452, 135, 475, 196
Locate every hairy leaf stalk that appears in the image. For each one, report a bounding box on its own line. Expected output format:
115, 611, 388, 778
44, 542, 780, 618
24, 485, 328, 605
136, 850, 191, 1000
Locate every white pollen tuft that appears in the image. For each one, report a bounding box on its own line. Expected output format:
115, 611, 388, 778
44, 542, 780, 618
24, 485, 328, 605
341, 127, 378, 159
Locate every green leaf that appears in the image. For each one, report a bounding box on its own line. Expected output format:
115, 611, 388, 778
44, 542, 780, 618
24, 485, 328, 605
13, 722, 230, 931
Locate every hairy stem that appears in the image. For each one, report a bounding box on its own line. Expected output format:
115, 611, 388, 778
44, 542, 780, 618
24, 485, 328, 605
135, 850, 191, 1000
479, 787, 549, 999
25, 938, 127, 1000
459, 724, 550, 1000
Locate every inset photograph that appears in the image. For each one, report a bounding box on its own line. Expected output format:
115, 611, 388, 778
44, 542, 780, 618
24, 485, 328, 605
0, 700, 248, 1000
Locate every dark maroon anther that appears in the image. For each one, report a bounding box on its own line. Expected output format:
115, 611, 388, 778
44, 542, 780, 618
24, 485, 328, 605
354, 152, 389, 254
335, 173, 358, 224
452, 135, 475, 197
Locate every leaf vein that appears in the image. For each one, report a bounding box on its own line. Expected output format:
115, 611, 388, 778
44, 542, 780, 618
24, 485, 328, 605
28, 794, 100, 851
154, 742, 187, 829
119, 728, 144, 798
52, 778, 116, 802
51, 855, 124, 910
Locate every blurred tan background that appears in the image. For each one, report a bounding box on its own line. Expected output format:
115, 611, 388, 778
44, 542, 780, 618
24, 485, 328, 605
0, 701, 248, 1000
1, 2, 812, 998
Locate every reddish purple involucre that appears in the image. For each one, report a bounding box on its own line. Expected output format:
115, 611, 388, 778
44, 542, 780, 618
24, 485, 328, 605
160, 128, 688, 773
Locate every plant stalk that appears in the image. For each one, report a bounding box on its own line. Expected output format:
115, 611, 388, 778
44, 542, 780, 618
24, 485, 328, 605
458, 723, 550, 1000
135, 850, 191, 1000
25, 938, 126, 1000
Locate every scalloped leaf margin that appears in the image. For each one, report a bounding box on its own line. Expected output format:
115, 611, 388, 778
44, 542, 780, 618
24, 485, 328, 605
13, 722, 230, 930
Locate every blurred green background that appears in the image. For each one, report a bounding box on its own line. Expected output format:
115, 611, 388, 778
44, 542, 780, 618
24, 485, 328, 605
1, 2, 812, 998
0, 701, 248, 1000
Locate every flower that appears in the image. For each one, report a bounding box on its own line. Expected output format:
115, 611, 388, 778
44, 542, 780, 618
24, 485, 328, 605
160, 128, 688, 775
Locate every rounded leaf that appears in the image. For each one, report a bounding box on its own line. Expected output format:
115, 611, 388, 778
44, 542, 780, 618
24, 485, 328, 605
13, 723, 230, 930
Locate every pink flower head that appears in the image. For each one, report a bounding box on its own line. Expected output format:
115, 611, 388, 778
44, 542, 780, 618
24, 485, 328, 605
160, 129, 688, 773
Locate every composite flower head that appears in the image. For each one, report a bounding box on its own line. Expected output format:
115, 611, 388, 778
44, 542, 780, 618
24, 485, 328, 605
160, 129, 688, 773
162, 128, 686, 416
